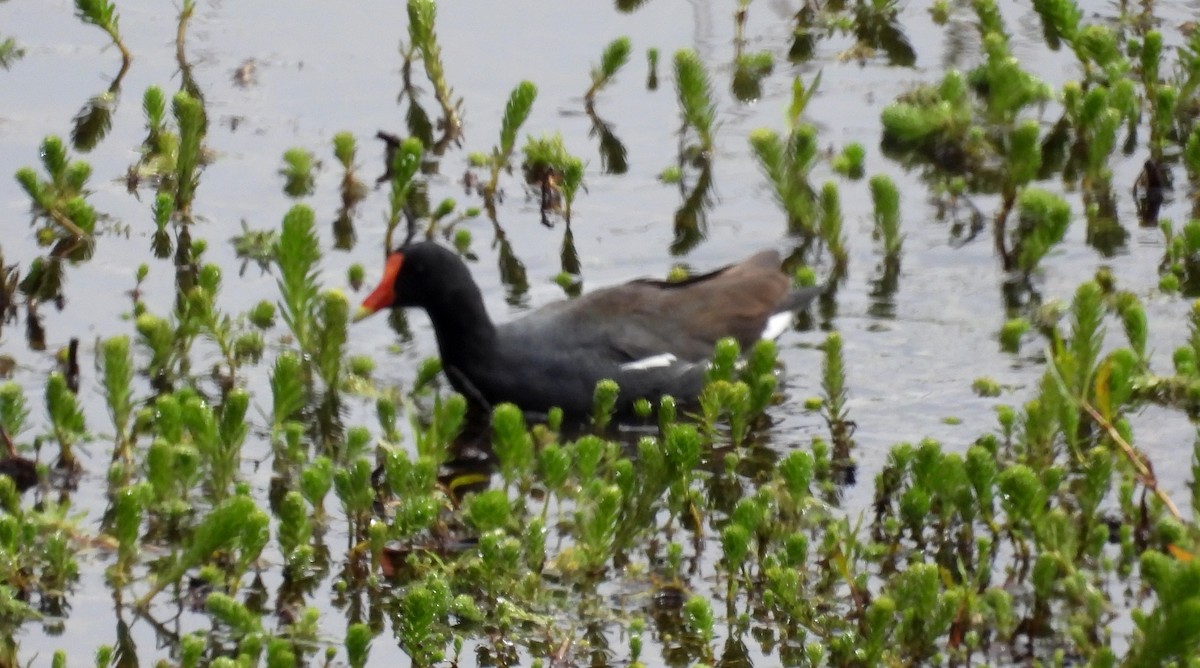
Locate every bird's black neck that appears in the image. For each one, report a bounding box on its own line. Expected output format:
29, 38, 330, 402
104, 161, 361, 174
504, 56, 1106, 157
422, 280, 498, 368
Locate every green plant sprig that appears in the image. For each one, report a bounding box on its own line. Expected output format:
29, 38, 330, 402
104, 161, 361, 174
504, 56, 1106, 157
280, 148, 317, 199
483, 81, 538, 200
136, 495, 268, 609
274, 204, 322, 357
820, 333, 854, 466
407, 0, 463, 153
749, 75, 822, 238
172, 91, 205, 218
585, 37, 631, 105
521, 133, 586, 225
15, 136, 97, 239
870, 174, 903, 257
385, 138, 424, 252
0, 35, 23, 70
73, 0, 131, 66
673, 49, 717, 154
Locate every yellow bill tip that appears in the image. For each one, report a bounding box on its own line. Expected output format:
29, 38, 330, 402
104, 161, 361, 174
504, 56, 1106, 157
351, 306, 377, 323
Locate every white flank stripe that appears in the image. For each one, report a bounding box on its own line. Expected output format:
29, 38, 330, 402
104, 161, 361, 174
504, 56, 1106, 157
761, 311, 793, 340
620, 353, 678, 371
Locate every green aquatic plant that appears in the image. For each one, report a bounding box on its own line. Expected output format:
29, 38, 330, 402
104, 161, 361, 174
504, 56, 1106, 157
683, 595, 715, 664
280, 147, 317, 198
845, 0, 915, 66
406, 0, 462, 153
180, 263, 254, 381
274, 204, 323, 358
477, 80, 537, 201
819, 181, 849, 272
130, 87, 176, 190
100, 335, 134, 466
0, 36, 22, 69
749, 75, 822, 237
666, 49, 722, 252
973, 33, 1054, 126
881, 21, 1051, 187
385, 137, 423, 251
333, 456, 374, 537
332, 132, 368, 249
136, 494, 269, 609
175, 388, 249, 501
972, 376, 1002, 397
820, 333, 854, 466
1030, 0, 1082, 53
832, 142, 865, 179
586, 37, 631, 104
1010, 188, 1071, 276
109, 483, 145, 586
15, 136, 96, 240
6, 3, 1200, 665
990, 120, 1046, 272
345, 623, 374, 668
70, 84, 122, 154
673, 49, 717, 155
1184, 127, 1200, 216
230, 221, 276, 276
571, 476, 623, 575
1000, 317, 1030, 353
73, 0, 131, 66
590, 379, 619, 432
44, 372, 86, 469
68, 0, 137, 151
1159, 219, 1200, 294
699, 339, 770, 446
172, 90, 205, 218
147, 192, 173, 258
870, 174, 903, 257
579, 45, 631, 176
521, 132, 585, 225
313, 290, 349, 394
646, 47, 659, 90
731, 50, 774, 103
143, 424, 201, 525
880, 71, 975, 166
0, 384, 28, 445
1125, 551, 1200, 665
492, 403, 535, 494
732, 3, 773, 102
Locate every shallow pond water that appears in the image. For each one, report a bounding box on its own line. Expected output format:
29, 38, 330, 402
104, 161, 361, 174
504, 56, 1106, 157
2, 0, 1198, 665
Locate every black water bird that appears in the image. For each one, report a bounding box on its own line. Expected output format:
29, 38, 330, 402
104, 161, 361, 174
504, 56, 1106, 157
354, 242, 819, 419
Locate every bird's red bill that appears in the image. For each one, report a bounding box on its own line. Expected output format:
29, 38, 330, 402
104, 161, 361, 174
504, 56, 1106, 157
355, 252, 404, 321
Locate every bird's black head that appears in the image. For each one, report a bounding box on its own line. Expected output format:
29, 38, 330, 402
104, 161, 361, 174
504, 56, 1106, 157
353, 242, 473, 321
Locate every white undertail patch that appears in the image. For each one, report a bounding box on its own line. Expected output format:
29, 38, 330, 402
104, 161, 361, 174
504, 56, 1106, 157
760, 311, 794, 341
620, 353, 678, 371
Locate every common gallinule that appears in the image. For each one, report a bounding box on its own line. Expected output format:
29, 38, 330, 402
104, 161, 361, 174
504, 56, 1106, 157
353, 242, 819, 418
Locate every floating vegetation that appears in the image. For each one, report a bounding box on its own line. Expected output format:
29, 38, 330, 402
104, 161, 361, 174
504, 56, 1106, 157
332, 132, 369, 249
3, 0, 1200, 665
749, 75, 821, 239
280, 147, 318, 199
584, 36, 631, 105
73, 0, 130, 68
473, 80, 537, 203
520, 133, 584, 227
0, 35, 21, 69
870, 174, 903, 259
645, 46, 659, 90
68, 0, 131, 153
584, 38, 631, 175
404, 0, 462, 154
731, 0, 773, 102
670, 49, 718, 254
